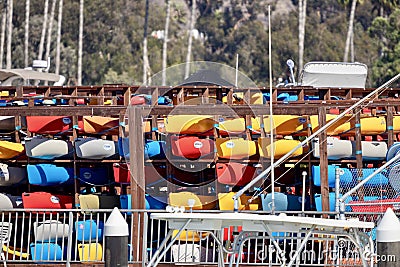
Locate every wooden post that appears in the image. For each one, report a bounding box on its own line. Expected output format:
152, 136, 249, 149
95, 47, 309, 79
298, 88, 305, 101
151, 87, 159, 106
306, 115, 313, 207
129, 106, 145, 209
177, 88, 184, 104
318, 107, 330, 214
271, 87, 277, 102
128, 106, 145, 266
14, 116, 21, 143
202, 87, 209, 104
387, 106, 394, 146
72, 115, 80, 208
124, 86, 131, 106
354, 109, 364, 200
98, 86, 105, 105
227, 88, 234, 105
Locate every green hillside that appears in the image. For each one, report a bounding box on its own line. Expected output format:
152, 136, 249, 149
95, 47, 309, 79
4, 0, 400, 87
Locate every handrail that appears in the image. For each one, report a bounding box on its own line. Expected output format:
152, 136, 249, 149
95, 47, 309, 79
233, 72, 400, 212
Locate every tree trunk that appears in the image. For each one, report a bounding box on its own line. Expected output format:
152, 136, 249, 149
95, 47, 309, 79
298, 0, 307, 73
77, 0, 83, 85
350, 30, 354, 62
55, 0, 63, 75
343, 0, 357, 62
38, 0, 49, 60
0, 3, 7, 68
6, 0, 12, 69
143, 0, 150, 85
161, 0, 170, 86
185, 0, 196, 79
45, 0, 56, 66
24, 0, 30, 68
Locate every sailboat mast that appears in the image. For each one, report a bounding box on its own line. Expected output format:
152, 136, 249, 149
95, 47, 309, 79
268, 5, 275, 214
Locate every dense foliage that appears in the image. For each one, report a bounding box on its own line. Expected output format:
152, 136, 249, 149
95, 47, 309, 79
6, 0, 400, 87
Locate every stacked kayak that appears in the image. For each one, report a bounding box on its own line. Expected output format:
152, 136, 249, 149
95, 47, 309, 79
25, 136, 74, 159
0, 140, 24, 159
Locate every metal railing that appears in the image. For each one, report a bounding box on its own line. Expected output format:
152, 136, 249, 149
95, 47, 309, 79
0, 208, 383, 266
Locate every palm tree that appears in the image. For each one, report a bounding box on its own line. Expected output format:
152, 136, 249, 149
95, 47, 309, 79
161, 0, 170, 86
38, 0, 49, 60
298, 0, 307, 73
55, 0, 63, 75
0, 2, 7, 68
372, 0, 398, 17
45, 0, 57, 67
343, 0, 357, 62
143, 0, 150, 85
77, 0, 83, 85
185, 0, 196, 79
24, 0, 30, 68
6, 0, 12, 69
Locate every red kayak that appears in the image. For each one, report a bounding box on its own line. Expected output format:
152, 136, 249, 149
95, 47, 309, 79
170, 136, 214, 159
216, 162, 256, 186
26, 116, 83, 135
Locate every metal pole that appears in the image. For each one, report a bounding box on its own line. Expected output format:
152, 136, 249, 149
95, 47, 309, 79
267, 5, 275, 214
66, 211, 73, 267
335, 167, 341, 216
301, 171, 307, 214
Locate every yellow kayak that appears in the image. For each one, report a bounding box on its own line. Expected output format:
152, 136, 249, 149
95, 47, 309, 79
309, 114, 353, 135
218, 192, 259, 211
0, 141, 24, 159
256, 115, 307, 135
164, 115, 215, 134
78, 243, 103, 261
392, 116, 400, 133
258, 137, 303, 159
217, 117, 259, 135
169, 192, 203, 210
310, 114, 386, 136
83, 116, 119, 135
216, 138, 257, 159
343, 115, 385, 135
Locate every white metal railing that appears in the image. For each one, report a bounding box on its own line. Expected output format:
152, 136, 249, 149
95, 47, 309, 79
0, 208, 144, 264
0, 209, 384, 266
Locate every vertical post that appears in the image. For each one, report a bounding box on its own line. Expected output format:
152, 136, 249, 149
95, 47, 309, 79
376, 208, 400, 266
124, 86, 132, 106
387, 106, 394, 147
318, 107, 329, 214
66, 211, 74, 267
354, 109, 364, 200
301, 171, 307, 214
305, 116, 314, 208
129, 106, 145, 208
72, 116, 80, 208
14, 116, 21, 143
105, 207, 129, 267
335, 167, 341, 216
129, 106, 145, 266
